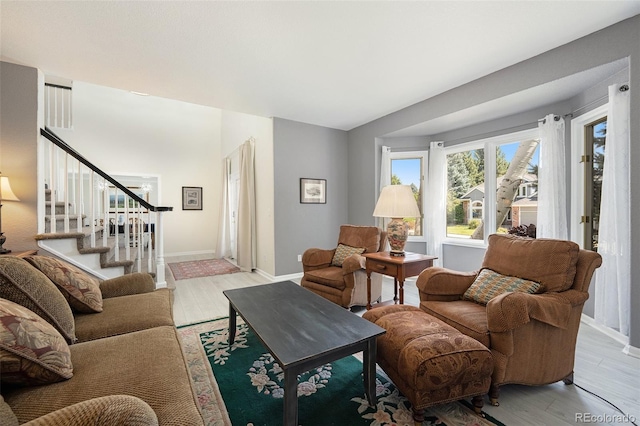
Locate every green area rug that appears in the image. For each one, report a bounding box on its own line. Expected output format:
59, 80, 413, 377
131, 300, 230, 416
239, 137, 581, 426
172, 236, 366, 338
177, 317, 505, 426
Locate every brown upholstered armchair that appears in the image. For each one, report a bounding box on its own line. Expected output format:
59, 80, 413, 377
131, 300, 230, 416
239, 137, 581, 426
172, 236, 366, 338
301, 225, 387, 308
416, 234, 602, 405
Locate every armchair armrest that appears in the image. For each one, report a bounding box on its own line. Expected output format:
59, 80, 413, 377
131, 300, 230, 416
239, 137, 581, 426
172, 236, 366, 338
302, 248, 335, 272
416, 267, 477, 301
23, 395, 158, 426
342, 254, 366, 275
487, 291, 586, 333
99, 273, 156, 299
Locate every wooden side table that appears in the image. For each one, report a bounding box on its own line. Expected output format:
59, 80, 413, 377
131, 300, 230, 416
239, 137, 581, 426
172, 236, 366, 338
363, 252, 437, 309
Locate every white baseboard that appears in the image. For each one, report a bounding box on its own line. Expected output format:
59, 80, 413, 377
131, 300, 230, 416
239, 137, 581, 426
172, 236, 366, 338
623, 344, 640, 359
254, 269, 303, 283
164, 250, 216, 258
581, 314, 639, 358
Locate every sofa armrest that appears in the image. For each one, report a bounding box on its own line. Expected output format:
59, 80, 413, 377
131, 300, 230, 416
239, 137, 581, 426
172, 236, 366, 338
416, 267, 477, 301
302, 248, 335, 272
100, 273, 156, 299
486, 291, 584, 333
22, 395, 158, 426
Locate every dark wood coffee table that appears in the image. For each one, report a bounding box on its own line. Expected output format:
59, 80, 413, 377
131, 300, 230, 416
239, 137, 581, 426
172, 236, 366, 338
223, 281, 385, 426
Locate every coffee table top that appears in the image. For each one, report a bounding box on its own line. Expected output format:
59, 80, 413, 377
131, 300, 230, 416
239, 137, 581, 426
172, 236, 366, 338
223, 281, 385, 368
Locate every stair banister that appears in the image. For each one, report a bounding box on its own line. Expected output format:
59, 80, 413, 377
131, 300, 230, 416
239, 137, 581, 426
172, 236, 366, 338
39, 127, 172, 287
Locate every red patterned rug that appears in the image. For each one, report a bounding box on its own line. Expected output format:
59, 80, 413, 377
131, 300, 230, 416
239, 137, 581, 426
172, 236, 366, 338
168, 259, 240, 281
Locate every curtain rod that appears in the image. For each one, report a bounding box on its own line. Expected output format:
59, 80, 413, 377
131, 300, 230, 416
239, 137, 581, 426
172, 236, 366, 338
562, 83, 630, 119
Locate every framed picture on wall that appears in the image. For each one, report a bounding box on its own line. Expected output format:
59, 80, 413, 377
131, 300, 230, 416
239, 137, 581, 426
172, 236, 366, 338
300, 178, 326, 204
182, 186, 203, 210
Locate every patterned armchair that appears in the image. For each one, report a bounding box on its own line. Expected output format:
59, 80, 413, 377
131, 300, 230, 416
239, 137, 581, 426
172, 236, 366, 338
416, 234, 602, 405
301, 225, 387, 308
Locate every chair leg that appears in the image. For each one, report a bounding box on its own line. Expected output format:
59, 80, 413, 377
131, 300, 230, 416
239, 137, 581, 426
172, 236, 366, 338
412, 407, 425, 425
489, 384, 500, 406
472, 395, 484, 414
563, 372, 574, 385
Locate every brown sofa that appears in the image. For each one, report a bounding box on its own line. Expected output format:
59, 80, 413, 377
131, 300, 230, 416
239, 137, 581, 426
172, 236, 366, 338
0, 256, 204, 425
416, 234, 602, 405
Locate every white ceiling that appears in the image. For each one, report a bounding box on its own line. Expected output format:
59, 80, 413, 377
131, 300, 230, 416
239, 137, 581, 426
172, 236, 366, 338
2, 1, 640, 132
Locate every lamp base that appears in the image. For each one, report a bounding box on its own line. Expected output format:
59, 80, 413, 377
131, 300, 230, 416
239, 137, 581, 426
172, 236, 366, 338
0, 233, 10, 254
386, 218, 409, 256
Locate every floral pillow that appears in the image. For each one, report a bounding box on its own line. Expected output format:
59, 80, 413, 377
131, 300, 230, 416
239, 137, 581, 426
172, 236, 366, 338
463, 268, 541, 305
25, 256, 103, 314
331, 244, 365, 267
0, 298, 73, 386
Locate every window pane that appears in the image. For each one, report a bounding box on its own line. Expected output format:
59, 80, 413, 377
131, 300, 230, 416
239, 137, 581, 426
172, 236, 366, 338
446, 149, 483, 239
496, 140, 539, 236
586, 119, 606, 251
390, 158, 423, 237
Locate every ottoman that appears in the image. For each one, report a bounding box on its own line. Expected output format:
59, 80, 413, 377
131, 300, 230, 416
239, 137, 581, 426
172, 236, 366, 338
363, 305, 493, 423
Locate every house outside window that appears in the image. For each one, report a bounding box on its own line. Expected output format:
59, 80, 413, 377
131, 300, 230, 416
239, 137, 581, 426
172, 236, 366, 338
445, 129, 540, 242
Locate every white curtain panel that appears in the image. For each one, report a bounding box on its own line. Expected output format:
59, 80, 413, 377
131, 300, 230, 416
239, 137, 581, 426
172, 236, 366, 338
378, 146, 391, 229
426, 141, 446, 267
237, 139, 257, 272
215, 157, 232, 259
595, 84, 631, 337
537, 114, 567, 239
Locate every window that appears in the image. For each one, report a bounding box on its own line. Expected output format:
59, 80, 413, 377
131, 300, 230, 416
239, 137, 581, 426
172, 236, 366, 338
445, 129, 540, 242
388, 151, 427, 239
570, 103, 608, 249
585, 117, 606, 251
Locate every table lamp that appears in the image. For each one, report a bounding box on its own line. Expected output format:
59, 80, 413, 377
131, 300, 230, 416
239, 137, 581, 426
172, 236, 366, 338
373, 185, 420, 257
0, 174, 20, 254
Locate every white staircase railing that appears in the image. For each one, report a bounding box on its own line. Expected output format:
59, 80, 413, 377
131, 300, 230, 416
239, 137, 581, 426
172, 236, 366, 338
39, 127, 172, 287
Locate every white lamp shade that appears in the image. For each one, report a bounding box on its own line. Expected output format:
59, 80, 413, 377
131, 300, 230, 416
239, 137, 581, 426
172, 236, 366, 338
373, 185, 420, 218
0, 176, 19, 202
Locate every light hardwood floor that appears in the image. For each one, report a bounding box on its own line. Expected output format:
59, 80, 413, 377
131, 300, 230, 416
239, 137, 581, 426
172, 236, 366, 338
167, 256, 639, 426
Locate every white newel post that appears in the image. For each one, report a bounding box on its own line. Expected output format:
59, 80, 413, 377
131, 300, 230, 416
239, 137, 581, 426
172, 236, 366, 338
155, 211, 167, 288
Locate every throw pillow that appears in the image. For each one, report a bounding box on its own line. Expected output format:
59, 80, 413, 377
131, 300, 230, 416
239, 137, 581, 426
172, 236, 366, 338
25, 256, 103, 314
0, 298, 73, 386
463, 268, 541, 305
331, 244, 365, 267
0, 257, 76, 344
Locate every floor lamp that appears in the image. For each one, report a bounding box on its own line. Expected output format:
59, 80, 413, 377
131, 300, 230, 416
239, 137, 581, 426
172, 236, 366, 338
0, 175, 20, 254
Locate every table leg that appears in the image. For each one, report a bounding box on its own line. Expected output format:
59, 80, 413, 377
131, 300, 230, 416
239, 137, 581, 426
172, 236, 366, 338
228, 303, 237, 346
366, 270, 373, 310
363, 338, 377, 406
283, 368, 298, 426
399, 280, 404, 304
393, 278, 398, 302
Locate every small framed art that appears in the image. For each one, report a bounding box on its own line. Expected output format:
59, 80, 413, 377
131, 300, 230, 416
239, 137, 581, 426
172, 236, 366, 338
182, 186, 203, 210
300, 178, 326, 204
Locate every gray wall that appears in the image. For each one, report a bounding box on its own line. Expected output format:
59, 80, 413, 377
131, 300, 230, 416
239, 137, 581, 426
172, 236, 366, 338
347, 15, 640, 348
0, 62, 40, 253
273, 118, 348, 276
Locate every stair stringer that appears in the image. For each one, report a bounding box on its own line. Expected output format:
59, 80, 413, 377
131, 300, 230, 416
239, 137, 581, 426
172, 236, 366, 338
35, 232, 134, 280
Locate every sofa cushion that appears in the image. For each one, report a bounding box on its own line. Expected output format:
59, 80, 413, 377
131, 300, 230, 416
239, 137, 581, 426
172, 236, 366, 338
462, 268, 541, 305
331, 244, 365, 267
482, 234, 579, 292
25, 256, 103, 314
0, 298, 73, 386
337, 225, 381, 253
0, 257, 76, 344
3, 326, 204, 425
0, 395, 18, 426
73, 288, 174, 343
